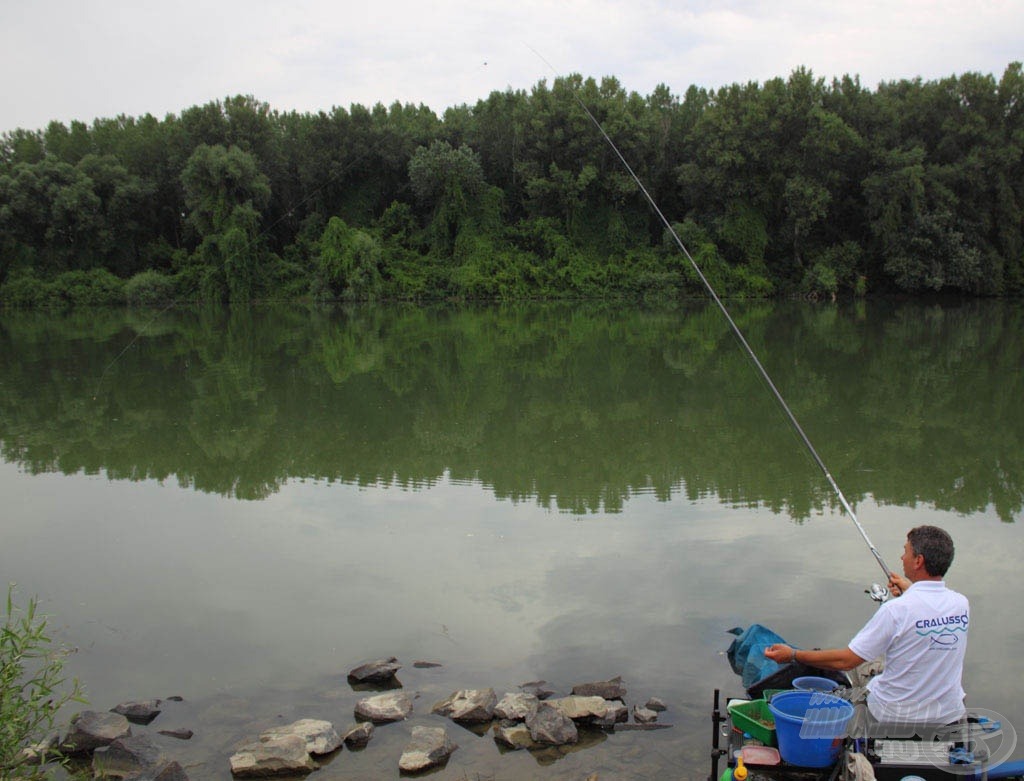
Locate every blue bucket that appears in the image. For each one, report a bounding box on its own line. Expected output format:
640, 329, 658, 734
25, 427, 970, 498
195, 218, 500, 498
768, 690, 853, 768
792, 676, 840, 692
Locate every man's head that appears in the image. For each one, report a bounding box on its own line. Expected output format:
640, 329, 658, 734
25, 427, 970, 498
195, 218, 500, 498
904, 525, 955, 578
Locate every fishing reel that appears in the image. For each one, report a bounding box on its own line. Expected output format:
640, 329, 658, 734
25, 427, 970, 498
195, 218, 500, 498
866, 583, 891, 603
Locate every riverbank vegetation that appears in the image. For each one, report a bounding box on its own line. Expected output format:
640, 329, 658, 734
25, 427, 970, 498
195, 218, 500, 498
1, 63, 1022, 305
1, 586, 86, 778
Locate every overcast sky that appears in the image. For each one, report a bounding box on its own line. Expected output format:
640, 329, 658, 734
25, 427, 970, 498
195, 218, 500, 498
2, 0, 1021, 134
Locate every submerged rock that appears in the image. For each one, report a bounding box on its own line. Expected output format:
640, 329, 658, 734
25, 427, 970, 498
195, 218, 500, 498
412, 660, 443, 668
93, 735, 164, 778
645, 697, 668, 712
229, 734, 316, 777
526, 702, 578, 746
348, 657, 401, 683
124, 760, 190, 781
431, 688, 498, 723
157, 728, 193, 741
571, 676, 627, 701
354, 692, 413, 723
632, 705, 659, 724
342, 722, 374, 748
260, 719, 341, 756
398, 726, 457, 772
519, 680, 555, 700
16, 732, 59, 765
111, 700, 162, 725
63, 711, 132, 755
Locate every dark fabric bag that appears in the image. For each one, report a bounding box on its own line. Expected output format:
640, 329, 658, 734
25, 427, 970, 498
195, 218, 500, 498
726, 625, 849, 698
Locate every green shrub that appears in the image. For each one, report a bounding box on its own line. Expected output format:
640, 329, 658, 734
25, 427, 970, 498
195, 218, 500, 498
53, 269, 125, 306
314, 217, 384, 301
732, 264, 775, 297
804, 241, 866, 297
1, 585, 87, 778
0, 274, 62, 308
124, 270, 178, 307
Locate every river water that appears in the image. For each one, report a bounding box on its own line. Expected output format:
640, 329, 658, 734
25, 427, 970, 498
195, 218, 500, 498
1, 300, 1021, 780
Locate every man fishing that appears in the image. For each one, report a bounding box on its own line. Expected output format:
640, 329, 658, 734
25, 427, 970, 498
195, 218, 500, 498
764, 525, 969, 737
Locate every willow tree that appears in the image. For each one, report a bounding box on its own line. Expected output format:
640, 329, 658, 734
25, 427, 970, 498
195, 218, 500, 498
407, 140, 489, 256
180, 143, 271, 300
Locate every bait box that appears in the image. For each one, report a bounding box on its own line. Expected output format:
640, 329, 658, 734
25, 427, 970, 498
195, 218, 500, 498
727, 698, 777, 747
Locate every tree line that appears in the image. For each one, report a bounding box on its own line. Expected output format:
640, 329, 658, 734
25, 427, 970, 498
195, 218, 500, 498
1, 63, 1022, 305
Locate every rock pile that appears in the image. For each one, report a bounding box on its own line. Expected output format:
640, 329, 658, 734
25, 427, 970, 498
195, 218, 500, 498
35, 660, 669, 779
53, 703, 190, 780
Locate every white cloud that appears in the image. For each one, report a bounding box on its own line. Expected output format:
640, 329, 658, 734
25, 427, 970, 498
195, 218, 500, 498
1, 0, 1021, 132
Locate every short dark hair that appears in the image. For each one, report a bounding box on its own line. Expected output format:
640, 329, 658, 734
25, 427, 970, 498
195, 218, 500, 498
907, 526, 955, 577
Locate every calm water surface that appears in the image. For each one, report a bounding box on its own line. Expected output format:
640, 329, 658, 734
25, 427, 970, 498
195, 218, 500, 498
1, 300, 1022, 780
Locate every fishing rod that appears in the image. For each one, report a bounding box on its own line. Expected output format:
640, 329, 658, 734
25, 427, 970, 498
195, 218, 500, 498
530, 51, 894, 592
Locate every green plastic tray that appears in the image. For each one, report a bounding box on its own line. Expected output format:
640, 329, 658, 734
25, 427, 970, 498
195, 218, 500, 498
728, 698, 777, 746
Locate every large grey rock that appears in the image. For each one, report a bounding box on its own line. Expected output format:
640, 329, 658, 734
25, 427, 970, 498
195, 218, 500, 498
549, 695, 613, 722
519, 680, 555, 700
93, 735, 164, 778
229, 734, 316, 777
354, 692, 413, 723
431, 688, 497, 723
571, 676, 627, 701
63, 711, 132, 755
342, 722, 374, 748
493, 721, 536, 750
525, 702, 578, 746
398, 726, 457, 772
494, 692, 538, 721
260, 719, 341, 756
124, 760, 191, 781
111, 700, 162, 725
348, 657, 401, 683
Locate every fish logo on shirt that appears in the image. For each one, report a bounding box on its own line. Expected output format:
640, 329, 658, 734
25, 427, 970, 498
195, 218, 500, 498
915, 613, 968, 649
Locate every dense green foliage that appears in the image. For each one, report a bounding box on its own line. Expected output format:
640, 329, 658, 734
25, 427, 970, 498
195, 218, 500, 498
1, 65, 1022, 304
1, 586, 86, 779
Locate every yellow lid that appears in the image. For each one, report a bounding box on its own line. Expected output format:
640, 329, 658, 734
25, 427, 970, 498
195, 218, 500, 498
734, 756, 748, 781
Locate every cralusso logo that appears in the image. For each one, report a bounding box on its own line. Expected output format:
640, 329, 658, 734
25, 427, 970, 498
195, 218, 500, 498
915, 613, 969, 630
915, 613, 969, 647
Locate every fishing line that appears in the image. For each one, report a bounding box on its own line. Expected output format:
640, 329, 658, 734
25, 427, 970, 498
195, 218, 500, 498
528, 47, 893, 583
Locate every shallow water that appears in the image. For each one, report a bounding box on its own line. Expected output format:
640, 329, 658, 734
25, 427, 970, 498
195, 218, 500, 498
1, 300, 1021, 780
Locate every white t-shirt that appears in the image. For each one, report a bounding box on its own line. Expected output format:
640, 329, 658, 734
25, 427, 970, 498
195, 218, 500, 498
848, 580, 969, 725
